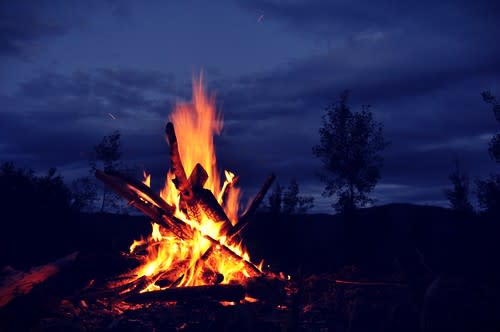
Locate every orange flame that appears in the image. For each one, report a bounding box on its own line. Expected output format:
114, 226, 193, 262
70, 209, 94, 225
120, 73, 257, 292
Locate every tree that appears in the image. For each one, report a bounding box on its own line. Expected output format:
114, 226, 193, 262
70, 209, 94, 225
0, 162, 77, 267
268, 183, 283, 216
481, 91, 500, 163
313, 91, 388, 214
71, 176, 98, 212
267, 179, 314, 215
476, 175, 500, 217
444, 160, 473, 215
89, 130, 123, 212
476, 92, 500, 217
282, 179, 314, 215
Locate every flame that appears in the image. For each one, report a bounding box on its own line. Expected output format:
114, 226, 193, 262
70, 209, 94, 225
142, 171, 151, 188
120, 73, 258, 292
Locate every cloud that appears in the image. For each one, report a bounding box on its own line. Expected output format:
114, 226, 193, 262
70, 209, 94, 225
0, 67, 182, 174
0, 1, 131, 58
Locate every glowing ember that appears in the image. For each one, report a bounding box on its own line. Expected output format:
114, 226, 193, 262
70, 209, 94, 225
115, 73, 262, 292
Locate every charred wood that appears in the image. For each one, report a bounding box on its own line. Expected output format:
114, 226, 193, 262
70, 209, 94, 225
0, 252, 79, 309
165, 122, 194, 202
124, 284, 245, 304
188, 163, 208, 189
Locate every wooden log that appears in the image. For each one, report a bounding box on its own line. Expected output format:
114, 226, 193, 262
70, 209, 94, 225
95, 170, 191, 240
195, 188, 232, 229
188, 163, 208, 189
96, 169, 261, 275
0, 252, 79, 308
106, 170, 174, 215
124, 284, 245, 304
165, 122, 193, 202
229, 174, 276, 240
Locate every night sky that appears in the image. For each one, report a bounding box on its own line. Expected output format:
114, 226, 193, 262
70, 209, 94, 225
1, 0, 499, 212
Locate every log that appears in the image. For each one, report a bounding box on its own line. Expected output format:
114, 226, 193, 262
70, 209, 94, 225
95, 170, 191, 240
0, 252, 79, 308
195, 188, 232, 229
96, 169, 261, 276
165, 124, 232, 230
229, 174, 275, 240
165, 122, 194, 202
106, 170, 174, 215
188, 163, 208, 189
124, 284, 245, 304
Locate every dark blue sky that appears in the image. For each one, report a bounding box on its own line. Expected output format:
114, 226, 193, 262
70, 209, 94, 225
1, 0, 499, 212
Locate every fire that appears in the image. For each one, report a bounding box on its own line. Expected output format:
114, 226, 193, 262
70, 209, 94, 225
121, 73, 258, 292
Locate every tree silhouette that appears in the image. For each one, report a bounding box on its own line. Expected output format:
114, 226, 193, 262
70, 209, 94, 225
313, 91, 388, 214
89, 130, 123, 212
444, 160, 473, 215
0, 162, 77, 267
476, 92, 500, 217
267, 182, 283, 216
476, 175, 500, 217
282, 179, 314, 215
481, 91, 500, 163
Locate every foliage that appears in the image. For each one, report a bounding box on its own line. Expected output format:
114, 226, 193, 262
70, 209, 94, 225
267, 179, 314, 215
476, 92, 500, 217
444, 160, 473, 215
481, 91, 500, 163
71, 176, 98, 212
282, 179, 315, 215
0, 162, 77, 267
476, 174, 500, 217
268, 182, 283, 216
313, 91, 388, 214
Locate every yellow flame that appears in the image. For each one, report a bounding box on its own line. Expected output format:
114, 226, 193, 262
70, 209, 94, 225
119, 73, 258, 292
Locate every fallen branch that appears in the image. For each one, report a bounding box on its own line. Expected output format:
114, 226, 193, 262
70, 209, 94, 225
0, 252, 79, 308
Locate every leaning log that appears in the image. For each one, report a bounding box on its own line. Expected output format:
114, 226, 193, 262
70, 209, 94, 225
95, 170, 191, 240
228, 174, 275, 240
188, 163, 208, 189
195, 187, 232, 229
95, 170, 261, 276
124, 284, 245, 304
0, 252, 79, 308
165, 122, 194, 202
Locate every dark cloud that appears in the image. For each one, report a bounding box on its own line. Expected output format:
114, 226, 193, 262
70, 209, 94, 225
0, 68, 183, 175
0, 0, 131, 58
2, 0, 500, 211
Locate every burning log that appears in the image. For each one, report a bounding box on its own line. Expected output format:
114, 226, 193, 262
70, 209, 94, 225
165, 122, 194, 202
166, 122, 233, 231
195, 187, 232, 228
228, 174, 276, 240
124, 284, 246, 304
95, 170, 262, 277
95, 170, 192, 240
188, 163, 208, 189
